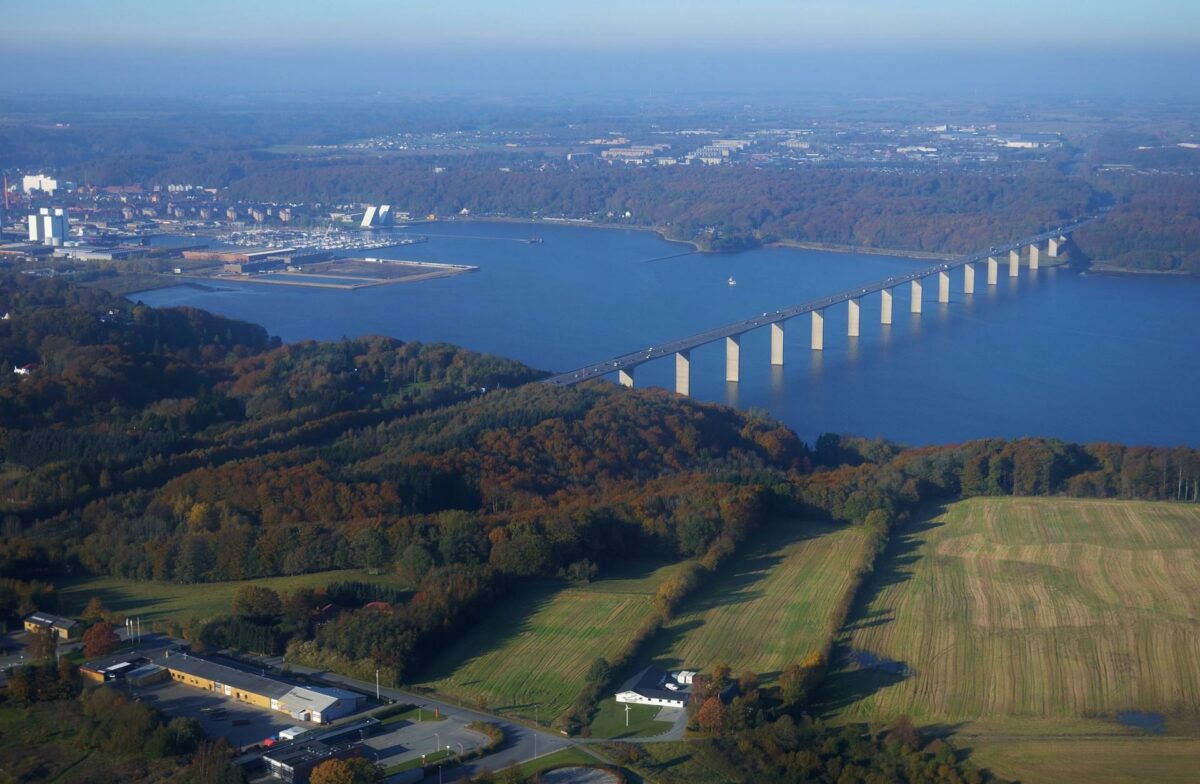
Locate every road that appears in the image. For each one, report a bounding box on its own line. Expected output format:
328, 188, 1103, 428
256, 655, 578, 780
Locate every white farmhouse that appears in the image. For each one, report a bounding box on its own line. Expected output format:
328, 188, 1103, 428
615, 665, 693, 708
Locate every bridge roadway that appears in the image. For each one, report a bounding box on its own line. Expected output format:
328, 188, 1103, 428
543, 216, 1099, 387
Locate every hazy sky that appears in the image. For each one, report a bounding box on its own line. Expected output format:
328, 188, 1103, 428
8, 1, 1200, 96
14, 0, 1200, 47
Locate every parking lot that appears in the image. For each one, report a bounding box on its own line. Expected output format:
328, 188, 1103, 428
362, 717, 488, 769
134, 679, 319, 748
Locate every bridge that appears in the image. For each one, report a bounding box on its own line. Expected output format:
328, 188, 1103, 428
543, 217, 1099, 395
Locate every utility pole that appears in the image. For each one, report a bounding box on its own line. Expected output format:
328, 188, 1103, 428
375, 668, 380, 700
625, 704, 631, 727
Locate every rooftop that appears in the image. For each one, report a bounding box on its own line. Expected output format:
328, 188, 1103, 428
147, 649, 294, 699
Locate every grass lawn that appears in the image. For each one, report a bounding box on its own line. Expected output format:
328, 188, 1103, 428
58, 569, 408, 624
413, 560, 685, 722
383, 747, 453, 774
649, 521, 871, 681
379, 705, 445, 726
967, 737, 1200, 784
824, 497, 1200, 735
588, 697, 674, 739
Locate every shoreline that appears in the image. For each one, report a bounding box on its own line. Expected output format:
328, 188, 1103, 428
1085, 263, 1198, 279
435, 215, 964, 260
766, 239, 954, 261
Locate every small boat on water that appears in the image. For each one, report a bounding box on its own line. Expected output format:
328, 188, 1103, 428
527, 237, 544, 244
728, 276, 737, 286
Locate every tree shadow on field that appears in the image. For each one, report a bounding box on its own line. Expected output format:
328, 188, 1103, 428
814, 505, 947, 718
647, 619, 704, 672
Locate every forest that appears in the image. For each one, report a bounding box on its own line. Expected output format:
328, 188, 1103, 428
3, 272, 1199, 692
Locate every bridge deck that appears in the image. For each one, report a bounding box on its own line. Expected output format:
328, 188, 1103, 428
543, 218, 1096, 387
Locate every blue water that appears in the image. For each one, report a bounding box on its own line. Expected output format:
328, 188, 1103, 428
1116, 711, 1165, 734
136, 221, 1200, 446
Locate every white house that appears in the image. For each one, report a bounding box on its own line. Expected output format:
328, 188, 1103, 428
615, 665, 692, 708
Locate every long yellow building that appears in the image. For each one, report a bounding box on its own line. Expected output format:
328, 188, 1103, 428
82, 648, 363, 724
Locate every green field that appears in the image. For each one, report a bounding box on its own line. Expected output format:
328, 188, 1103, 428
650, 521, 871, 679
826, 497, 1200, 734
414, 561, 684, 722
59, 569, 407, 623
967, 738, 1200, 784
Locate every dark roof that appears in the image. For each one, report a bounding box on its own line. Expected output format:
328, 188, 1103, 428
617, 666, 690, 703
148, 650, 294, 699
25, 612, 77, 629
264, 740, 360, 770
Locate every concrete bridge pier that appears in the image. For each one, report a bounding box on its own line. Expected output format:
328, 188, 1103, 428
964, 263, 975, 294
938, 270, 950, 303
618, 367, 635, 388
1009, 249, 1020, 278
1028, 243, 1039, 270
770, 322, 784, 366
881, 288, 893, 324
1049, 236, 1065, 257
726, 335, 741, 382
987, 256, 998, 285
911, 278, 923, 314
847, 298, 860, 337
675, 350, 690, 396
811, 310, 824, 350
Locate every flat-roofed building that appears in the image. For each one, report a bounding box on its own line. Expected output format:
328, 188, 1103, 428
263, 740, 364, 784
23, 612, 80, 640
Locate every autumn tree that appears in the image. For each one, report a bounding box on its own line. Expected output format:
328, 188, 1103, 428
83, 621, 121, 658
886, 714, 922, 751
27, 628, 57, 663
696, 696, 728, 735
81, 596, 108, 622
231, 585, 282, 622
309, 757, 381, 784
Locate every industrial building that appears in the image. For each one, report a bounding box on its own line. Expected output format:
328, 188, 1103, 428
23, 611, 80, 640
182, 246, 295, 264
27, 208, 70, 246
263, 739, 365, 784
81, 648, 365, 724
22, 174, 59, 195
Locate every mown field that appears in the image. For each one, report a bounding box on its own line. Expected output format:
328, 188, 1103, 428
651, 521, 871, 680
59, 569, 407, 623
967, 737, 1200, 784
413, 561, 685, 722
826, 497, 1200, 733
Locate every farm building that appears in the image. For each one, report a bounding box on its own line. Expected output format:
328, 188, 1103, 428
615, 666, 695, 708
23, 612, 80, 640
82, 648, 365, 724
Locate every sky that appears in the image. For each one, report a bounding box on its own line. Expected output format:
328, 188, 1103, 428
7, 1, 1200, 96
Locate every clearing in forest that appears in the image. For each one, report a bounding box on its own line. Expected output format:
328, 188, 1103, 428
650, 521, 872, 680
59, 569, 407, 623
413, 561, 684, 722
825, 497, 1200, 734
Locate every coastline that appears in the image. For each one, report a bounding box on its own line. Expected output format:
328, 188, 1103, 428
1085, 263, 1197, 278
435, 215, 960, 260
